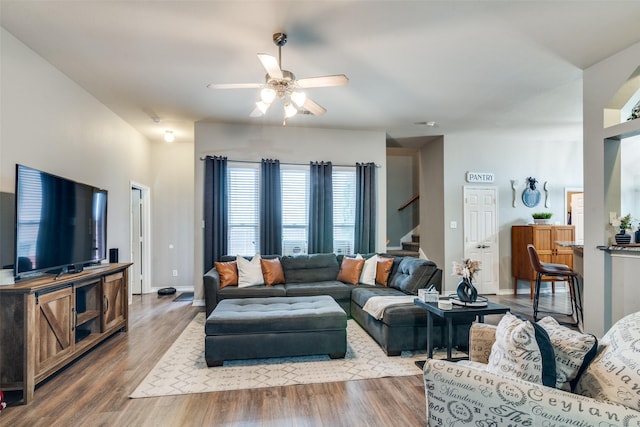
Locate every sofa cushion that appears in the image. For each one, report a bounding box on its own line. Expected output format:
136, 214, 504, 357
486, 313, 557, 388
260, 257, 285, 286
237, 254, 264, 287
388, 257, 436, 294
352, 286, 474, 327
336, 257, 365, 285
214, 260, 238, 288
217, 284, 286, 300
537, 316, 598, 391
575, 311, 640, 411
375, 256, 394, 286
284, 281, 353, 301
280, 253, 340, 284
351, 286, 407, 308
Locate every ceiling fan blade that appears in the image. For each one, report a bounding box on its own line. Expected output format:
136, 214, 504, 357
257, 53, 283, 79
207, 83, 262, 89
296, 74, 349, 88
302, 98, 327, 116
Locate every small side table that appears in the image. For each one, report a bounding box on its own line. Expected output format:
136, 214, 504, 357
414, 298, 510, 361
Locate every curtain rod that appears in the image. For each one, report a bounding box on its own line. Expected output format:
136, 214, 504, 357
199, 157, 381, 168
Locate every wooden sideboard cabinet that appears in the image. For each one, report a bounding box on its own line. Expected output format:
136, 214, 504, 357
0, 263, 131, 404
511, 225, 574, 298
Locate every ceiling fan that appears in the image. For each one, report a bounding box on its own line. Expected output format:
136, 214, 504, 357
207, 33, 348, 122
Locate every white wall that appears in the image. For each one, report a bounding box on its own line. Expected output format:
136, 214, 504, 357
584, 41, 640, 337
193, 122, 387, 303
149, 140, 195, 289
0, 28, 152, 275
621, 135, 640, 222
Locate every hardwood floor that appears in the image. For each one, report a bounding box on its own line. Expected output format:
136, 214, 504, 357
1, 288, 574, 427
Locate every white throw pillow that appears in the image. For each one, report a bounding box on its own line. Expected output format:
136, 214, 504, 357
537, 316, 597, 391
358, 254, 378, 285
575, 311, 640, 410
236, 254, 264, 288
486, 313, 556, 387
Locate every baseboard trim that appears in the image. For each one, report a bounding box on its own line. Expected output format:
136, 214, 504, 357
500, 284, 570, 296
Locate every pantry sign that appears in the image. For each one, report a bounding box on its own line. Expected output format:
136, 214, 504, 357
466, 172, 494, 183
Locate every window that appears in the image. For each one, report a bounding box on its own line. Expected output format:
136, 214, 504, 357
281, 168, 309, 255
227, 164, 259, 256
333, 169, 356, 255
225, 163, 356, 256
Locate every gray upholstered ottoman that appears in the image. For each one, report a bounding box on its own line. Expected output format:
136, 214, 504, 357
205, 295, 347, 367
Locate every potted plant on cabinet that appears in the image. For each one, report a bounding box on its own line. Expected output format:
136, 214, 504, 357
532, 212, 553, 224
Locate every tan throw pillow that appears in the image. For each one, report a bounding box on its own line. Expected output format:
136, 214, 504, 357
537, 316, 598, 391
486, 313, 556, 387
337, 257, 365, 285
214, 261, 238, 288
468, 322, 497, 364
375, 256, 394, 286
260, 257, 285, 287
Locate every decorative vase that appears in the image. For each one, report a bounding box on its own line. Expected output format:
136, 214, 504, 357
456, 278, 478, 303
615, 231, 631, 245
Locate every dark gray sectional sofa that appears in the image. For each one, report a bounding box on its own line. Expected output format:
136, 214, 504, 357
203, 252, 474, 356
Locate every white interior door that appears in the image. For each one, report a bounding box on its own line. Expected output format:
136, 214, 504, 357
571, 192, 584, 244
463, 186, 499, 294
131, 187, 143, 295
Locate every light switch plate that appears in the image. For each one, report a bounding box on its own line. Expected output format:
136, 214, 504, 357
450, 221, 457, 229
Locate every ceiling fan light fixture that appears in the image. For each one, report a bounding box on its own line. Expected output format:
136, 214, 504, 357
291, 91, 306, 108
164, 130, 175, 143
284, 102, 298, 118
260, 87, 276, 104
255, 101, 270, 115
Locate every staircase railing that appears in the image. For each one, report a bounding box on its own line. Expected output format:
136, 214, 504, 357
398, 194, 419, 211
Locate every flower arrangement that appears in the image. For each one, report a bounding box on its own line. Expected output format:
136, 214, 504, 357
452, 258, 481, 282
612, 213, 632, 233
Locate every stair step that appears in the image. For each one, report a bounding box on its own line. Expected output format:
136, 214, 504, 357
402, 241, 420, 251
411, 234, 420, 243
386, 249, 420, 258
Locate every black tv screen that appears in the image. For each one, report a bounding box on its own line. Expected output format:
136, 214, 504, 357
14, 165, 108, 277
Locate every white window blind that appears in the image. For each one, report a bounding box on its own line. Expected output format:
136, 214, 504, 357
227, 165, 259, 256
281, 168, 309, 255
333, 169, 356, 255
224, 162, 357, 257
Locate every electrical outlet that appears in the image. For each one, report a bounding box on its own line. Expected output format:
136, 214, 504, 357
172, 270, 178, 277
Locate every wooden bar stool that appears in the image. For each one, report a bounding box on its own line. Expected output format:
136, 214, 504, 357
526, 244, 583, 327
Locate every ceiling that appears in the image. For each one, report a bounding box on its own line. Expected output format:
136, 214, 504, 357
2, 1, 640, 145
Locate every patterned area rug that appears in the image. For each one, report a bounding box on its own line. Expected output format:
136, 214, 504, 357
130, 312, 461, 398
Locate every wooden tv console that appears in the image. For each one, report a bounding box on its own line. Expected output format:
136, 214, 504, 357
0, 263, 131, 404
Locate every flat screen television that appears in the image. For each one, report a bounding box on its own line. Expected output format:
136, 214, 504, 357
14, 164, 108, 278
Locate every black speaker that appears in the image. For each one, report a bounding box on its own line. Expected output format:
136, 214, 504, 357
109, 248, 119, 263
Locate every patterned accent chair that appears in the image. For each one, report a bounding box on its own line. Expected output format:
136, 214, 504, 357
423, 311, 640, 426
